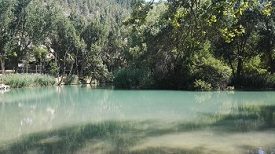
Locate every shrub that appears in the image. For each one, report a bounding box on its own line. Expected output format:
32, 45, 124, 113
48, 62, 59, 76
33, 74, 56, 87
233, 56, 275, 89
233, 73, 275, 89
193, 79, 212, 91
63, 75, 80, 85
0, 74, 56, 88
267, 74, 275, 88
192, 42, 232, 90
194, 63, 232, 90
113, 67, 153, 89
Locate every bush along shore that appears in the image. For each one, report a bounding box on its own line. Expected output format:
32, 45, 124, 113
0, 74, 56, 88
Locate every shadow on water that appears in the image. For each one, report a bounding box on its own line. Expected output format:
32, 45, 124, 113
211, 105, 275, 132
130, 147, 206, 154
0, 121, 143, 154
0, 120, 212, 154
0, 105, 275, 154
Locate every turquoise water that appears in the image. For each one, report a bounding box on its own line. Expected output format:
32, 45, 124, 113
0, 86, 275, 153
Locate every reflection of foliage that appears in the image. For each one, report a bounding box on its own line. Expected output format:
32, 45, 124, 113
194, 92, 213, 104
0, 87, 57, 103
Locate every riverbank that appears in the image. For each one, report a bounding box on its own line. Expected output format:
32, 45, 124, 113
1, 73, 275, 91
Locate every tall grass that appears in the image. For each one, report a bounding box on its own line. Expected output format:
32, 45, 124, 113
0, 74, 56, 88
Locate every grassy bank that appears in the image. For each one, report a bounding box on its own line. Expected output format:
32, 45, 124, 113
0, 74, 56, 88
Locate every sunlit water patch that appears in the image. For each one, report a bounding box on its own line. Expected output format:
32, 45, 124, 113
0, 86, 275, 153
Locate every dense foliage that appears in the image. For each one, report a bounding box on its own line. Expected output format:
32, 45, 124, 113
0, 0, 274, 90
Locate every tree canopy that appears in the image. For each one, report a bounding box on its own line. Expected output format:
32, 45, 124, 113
0, 0, 274, 90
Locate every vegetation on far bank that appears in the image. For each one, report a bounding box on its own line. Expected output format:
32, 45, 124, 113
0, 0, 275, 90
0, 74, 56, 88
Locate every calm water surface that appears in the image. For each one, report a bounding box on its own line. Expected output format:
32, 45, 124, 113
0, 86, 275, 154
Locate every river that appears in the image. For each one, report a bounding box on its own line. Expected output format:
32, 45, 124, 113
0, 86, 275, 153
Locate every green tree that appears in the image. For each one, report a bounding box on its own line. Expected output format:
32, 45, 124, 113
0, 0, 15, 74
257, 1, 275, 73
80, 21, 110, 82
50, 12, 84, 82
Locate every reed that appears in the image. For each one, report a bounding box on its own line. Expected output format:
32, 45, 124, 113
0, 74, 56, 88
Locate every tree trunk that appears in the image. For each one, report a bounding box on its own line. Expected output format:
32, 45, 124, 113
236, 57, 243, 80
26, 62, 29, 73
228, 58, 235, 77
271, 60, 275, 74
0, 58, 5, 75
57, 75, 64, 86
267, 51, 275, 74
265, 20, 275, 74
68, 62, 74, 76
